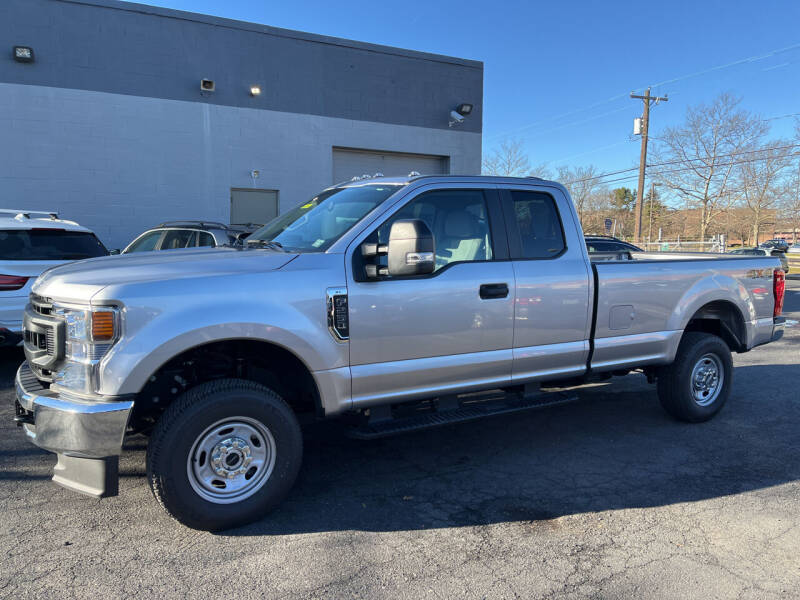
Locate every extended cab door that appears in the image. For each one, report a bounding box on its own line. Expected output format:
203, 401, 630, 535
499, 184, 593, 383
346, 184, 515, 408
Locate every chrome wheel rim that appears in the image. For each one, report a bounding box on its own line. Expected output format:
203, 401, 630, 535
187, 417, 276, 504
690, 353, 724, 407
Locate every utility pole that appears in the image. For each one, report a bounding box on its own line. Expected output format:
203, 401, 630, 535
631, 87, 668, 243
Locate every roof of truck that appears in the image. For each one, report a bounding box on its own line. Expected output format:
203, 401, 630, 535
334, 174, 560, 188
0, 210, 91, 232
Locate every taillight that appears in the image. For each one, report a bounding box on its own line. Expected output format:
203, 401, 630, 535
0, 275, 29, 291
773, 269, 786, 318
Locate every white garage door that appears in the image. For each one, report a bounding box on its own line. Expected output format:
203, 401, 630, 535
333, 148, 448, 184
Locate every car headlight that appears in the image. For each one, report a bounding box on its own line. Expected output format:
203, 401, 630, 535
51, 304, 120, 394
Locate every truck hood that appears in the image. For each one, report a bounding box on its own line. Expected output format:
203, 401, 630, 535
33, 247, 298, 303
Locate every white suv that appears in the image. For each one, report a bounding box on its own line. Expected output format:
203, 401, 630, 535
0, 210, 107, 345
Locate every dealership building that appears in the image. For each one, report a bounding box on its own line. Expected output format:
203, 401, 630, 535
0, 0, 483, 248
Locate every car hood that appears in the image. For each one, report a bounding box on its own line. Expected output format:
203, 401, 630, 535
33, 247, 298, 303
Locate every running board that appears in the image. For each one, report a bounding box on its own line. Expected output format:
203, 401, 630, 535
346, 389, 578, 440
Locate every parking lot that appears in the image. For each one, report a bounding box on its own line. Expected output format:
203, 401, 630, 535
0, 280, 797, 599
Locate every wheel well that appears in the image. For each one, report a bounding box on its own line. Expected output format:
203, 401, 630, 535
129, 339, 321, 433
684, 301, 746, 353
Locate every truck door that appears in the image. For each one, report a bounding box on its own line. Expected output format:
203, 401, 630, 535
346, 184, 515, 408
499, 185, 592, 383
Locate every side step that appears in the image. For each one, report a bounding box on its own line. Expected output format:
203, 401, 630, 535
346, 389, 578, 440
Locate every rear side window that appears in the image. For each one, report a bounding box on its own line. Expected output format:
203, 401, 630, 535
507, 191, 566, 259
0, 229, 107, 260
198, 232, 215, 247
161, 230, 197, 250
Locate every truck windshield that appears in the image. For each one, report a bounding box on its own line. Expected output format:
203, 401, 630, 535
0, 229, 108, 260
247, 184, 403, 252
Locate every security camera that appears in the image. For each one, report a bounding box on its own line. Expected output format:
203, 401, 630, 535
449, 110, 465, 127
200, 78, 215, 92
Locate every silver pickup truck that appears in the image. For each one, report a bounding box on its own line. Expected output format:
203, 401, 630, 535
14, 175, 786, 530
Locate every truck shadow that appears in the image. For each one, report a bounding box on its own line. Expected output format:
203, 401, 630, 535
221, 363, 800, 536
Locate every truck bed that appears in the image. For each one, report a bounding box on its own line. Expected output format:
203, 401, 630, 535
589, 253, 781, 371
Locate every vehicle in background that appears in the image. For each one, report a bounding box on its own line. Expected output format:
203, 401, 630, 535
584, 235, 643, 261
15, 175, 785, 530
119, 221, 262, 254
729, 247, 789, 273
0, 210, 108, 345
760, 239, 789, 252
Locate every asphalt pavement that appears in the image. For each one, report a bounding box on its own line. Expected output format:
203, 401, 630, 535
1, 282, 799, 599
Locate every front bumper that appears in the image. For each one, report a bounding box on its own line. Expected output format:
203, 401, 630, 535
15, 361, 133, 497
15, 361, 133, 457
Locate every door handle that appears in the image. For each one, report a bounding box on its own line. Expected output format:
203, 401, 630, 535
479, 283, 509, 299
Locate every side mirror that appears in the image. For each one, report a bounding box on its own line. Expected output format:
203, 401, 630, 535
109, 249, 121, 255
387, 219, 435, 277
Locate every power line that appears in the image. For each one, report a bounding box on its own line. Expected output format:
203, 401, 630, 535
486, 41, 800, 142
563, 142, 800, 184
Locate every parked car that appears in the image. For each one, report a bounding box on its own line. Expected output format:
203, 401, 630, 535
120, 221, 261, 253
15, 175, 785, 530
584, 235, 643, 260
729, 247, 789, 273
584, 235, 643, 253
0, 210, 107, 346
760, 239, 789, 252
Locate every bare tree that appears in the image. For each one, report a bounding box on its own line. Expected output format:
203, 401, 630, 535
651, 93, 768, 241
482, 139, 531, 177
736, 140, 794, 243
557, 165, 603, 226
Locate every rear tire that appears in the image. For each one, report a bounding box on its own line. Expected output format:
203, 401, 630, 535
657, 332, 733, 423
146, 378, 302, 531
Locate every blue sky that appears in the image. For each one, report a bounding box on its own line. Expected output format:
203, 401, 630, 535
125, 0, 800, 184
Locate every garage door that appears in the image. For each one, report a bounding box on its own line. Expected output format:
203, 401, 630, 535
333, 148, 448, 184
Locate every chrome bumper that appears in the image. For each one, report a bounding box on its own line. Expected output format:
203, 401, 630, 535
15, 361, 133, 458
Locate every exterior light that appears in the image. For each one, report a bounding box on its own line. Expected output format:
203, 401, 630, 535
250, 85, 261, 97
200, 79, 215, 92
455, 103, 473, 116
13, 46, 34, 63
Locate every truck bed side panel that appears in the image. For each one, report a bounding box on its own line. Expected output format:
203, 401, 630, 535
591, 257, 778, 370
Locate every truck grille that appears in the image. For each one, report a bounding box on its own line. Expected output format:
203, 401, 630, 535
30, 294, 53, 315
23, 294, 65, 381
23, 328, 55, 355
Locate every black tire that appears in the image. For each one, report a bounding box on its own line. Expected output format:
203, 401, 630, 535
657, 332, 733, 423
146, 378, 302, 531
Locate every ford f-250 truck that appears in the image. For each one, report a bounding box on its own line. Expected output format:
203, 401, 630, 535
14, 175, 786, 530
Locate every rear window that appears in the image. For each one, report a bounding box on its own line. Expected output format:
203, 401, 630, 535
0, 229, 108, 260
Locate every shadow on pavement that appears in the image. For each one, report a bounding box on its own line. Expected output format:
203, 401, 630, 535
220, 363, 800, 536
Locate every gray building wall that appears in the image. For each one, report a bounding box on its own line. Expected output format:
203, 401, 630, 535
0, 0, 483, 249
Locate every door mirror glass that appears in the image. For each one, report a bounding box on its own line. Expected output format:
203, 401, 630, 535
387, 219, 435, 277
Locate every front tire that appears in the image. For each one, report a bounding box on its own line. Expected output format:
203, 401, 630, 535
657, 332, 733, 423
146, 379, 302, 530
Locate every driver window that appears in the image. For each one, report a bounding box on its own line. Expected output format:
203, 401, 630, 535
376, 189, 493, 272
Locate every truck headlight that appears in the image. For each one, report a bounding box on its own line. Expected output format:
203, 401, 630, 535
51, 305, 120, 394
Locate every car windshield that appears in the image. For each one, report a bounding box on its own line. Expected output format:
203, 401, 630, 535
247, 184, 403, 252
0, 229, 108, 260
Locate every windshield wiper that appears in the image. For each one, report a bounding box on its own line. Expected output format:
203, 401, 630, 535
246, 239, 284, 251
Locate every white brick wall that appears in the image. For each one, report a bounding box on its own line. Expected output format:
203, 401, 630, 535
0, 83, 481, 248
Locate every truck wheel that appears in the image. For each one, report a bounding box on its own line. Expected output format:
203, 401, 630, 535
146, 378, 302, 531
657, 332, 733, 423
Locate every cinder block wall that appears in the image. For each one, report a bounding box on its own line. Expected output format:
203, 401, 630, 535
0, 0, 483, 248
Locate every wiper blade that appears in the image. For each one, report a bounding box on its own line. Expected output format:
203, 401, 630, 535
246, 239, 284, 251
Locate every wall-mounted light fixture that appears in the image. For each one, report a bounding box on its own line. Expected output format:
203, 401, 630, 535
200, 78, 215, 92
13, 46, 34, 63
250, 85, 261, 97
455, 103, 473, 116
